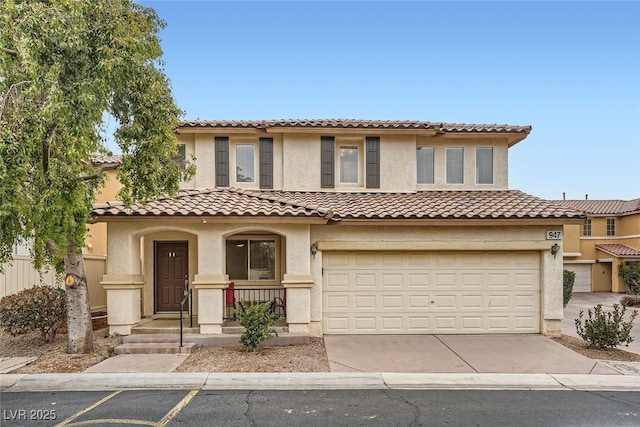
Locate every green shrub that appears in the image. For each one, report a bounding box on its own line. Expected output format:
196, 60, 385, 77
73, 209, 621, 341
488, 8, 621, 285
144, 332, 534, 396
574, 303, 638, 349
618, 262, 640, 294
0, 285, 67, 343
238, 301, 277, 352
563, 269, 576, 308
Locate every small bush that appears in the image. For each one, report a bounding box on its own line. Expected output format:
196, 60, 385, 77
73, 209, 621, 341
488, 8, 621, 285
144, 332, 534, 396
0, 285, 67, 343
618, 262, 640, 294
574, 303, 638, 349
620, 294, 640, 307
238, 301, 277, 352
563, 269, 576, 308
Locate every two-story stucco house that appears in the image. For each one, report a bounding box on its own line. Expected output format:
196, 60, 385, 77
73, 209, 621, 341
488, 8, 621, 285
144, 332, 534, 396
554, 198, 640, 293
91, 119, 583, 338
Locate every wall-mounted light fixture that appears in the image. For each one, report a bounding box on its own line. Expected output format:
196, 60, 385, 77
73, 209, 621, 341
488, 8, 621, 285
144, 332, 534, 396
311, 242, 318, 258
550, 243, 561, 258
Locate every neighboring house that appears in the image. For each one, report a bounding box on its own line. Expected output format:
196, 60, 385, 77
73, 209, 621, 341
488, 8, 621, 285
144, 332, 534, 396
0, 156, 117, 310
553, 198, 640, 293
91, 119, 583, 337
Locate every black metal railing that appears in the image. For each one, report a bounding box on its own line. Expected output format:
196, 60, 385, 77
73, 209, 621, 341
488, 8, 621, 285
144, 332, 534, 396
224, 286, 286, 320
179, 288, 193, 348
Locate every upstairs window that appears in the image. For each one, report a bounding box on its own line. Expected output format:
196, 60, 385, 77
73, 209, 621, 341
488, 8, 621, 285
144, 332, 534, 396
235, 144, 255, 183
339, 145, 359, 184
417, 146, 434, 184
606, 218, 616, 236
582, 218, 592, 236
173, 144, 186, 170
476, 147, 493, 184
446, 147, 464, 184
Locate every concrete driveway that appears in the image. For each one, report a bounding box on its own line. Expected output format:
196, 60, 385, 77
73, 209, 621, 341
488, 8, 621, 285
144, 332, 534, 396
325, 293, 639, 374
324, 335, 619, 374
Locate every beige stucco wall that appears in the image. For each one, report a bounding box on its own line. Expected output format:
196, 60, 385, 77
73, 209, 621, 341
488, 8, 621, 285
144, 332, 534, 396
86, 169, 122, 256
181, 130, 512, 193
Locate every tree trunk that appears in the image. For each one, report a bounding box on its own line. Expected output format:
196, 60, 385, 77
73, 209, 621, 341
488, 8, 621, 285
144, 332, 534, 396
64, 241, 94, 353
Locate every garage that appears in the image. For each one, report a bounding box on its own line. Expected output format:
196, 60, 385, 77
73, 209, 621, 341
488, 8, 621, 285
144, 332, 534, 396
322, 251, 541, 334
563, 264, 591, 293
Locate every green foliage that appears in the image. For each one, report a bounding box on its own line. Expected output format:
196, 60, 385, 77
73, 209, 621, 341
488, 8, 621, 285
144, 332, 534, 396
618, 262, 640, 294
0, 285, 67, 343
575, 304, 638, 349
563, 269, 575, 308
0, 0, 193, 272
238, 302, 277, 352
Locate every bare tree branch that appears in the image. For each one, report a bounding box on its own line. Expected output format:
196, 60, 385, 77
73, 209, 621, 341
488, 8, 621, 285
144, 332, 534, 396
1, 47, 18, 56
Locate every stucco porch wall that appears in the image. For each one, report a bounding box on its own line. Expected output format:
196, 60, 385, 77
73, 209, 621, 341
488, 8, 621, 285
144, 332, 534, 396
309, 224, 564, 337
105, 221, 312, 325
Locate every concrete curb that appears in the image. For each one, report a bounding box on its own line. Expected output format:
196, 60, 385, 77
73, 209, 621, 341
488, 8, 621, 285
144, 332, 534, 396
2, 372, 640, 392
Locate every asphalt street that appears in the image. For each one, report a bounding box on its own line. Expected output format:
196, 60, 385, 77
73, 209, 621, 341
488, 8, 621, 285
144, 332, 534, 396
1, 389, 639, 427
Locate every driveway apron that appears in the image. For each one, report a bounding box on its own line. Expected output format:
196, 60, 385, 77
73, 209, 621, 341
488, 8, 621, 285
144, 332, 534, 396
324, 335, 620, 374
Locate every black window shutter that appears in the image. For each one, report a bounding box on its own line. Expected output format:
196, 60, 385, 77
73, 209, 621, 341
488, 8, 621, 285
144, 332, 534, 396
321, 136, 335, 188
215, 136, 229, 187
259, 137, 273, 189
366, 136, 380, 189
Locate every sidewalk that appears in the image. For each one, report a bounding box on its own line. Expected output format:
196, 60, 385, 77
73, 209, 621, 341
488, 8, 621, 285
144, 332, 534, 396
2, 372, 640, 392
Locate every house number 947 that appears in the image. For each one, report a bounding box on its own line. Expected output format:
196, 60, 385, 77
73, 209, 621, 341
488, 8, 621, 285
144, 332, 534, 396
546, 231, 563, 240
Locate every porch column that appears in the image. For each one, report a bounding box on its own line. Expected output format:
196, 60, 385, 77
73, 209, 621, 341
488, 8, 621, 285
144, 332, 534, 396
192, 274, 229, 334
541, 246, 563, 337
102, 223, 144, 335
283, 274, 314, 334
101, 275, 144, 335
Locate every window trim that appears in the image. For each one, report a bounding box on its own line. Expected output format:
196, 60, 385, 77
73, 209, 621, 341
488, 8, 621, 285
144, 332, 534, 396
225, 234, 281, 286
338, 144, 360, 185
582, 218, 592, 236
606, 218, 616, 236
234, 143, 257, 184
416, 146, 435, 185
446, 147, 464, 184
475, 147, 494, 185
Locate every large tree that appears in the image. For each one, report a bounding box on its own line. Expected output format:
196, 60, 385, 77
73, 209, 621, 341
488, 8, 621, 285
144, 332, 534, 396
0, 0, 192, 353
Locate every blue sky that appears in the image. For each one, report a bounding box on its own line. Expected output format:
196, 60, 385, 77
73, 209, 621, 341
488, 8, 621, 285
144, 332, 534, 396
135, 1, 639, 200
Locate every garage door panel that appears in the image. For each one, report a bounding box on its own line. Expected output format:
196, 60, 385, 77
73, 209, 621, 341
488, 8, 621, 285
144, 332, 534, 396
354, 274, 375, 287
323, 251, 540, 334
408, 274, 430, 287
408, 295, 430, 308
382, 274, 402, 287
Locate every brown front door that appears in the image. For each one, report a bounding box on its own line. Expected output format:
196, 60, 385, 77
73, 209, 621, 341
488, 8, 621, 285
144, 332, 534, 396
155, 241, 189, 312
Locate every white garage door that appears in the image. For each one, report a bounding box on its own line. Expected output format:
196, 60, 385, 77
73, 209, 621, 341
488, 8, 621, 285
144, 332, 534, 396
564, 264, 591, 293
323, 251, 540, 334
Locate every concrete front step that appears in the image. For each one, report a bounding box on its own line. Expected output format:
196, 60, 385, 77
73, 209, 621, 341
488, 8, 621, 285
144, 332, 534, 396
132, 327, 200, 334
122, 333, 309, 348
114, 342, 195, 355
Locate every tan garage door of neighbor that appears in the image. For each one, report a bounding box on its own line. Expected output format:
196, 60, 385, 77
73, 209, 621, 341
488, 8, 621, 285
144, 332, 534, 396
322, 251, 541, 335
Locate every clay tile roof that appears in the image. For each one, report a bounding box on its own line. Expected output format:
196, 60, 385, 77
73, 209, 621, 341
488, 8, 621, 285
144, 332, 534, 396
90, 188, 331, 219
92, 189, 582, 221
91, 154, 123, 166
552, 199, 640, 216
595, 244, 640, 258
178, 119, 531, 134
